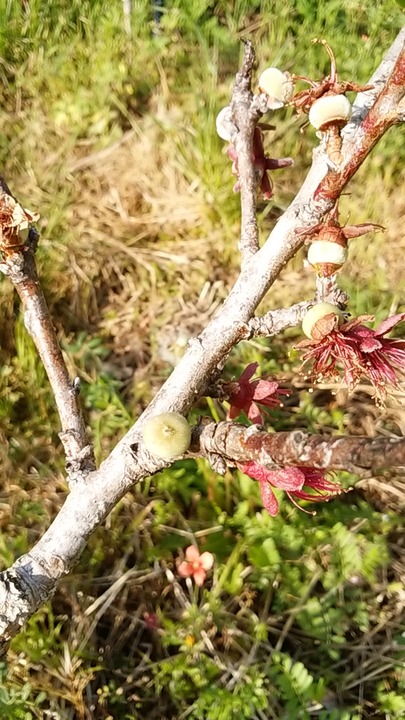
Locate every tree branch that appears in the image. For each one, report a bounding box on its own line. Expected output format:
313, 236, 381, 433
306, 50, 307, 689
317, 28, 405, 199
0, 181, 95, 481
231, 40, 263, 260
192, 422, 405, 476
247, 301, 312, 336
0, 28, 403, 650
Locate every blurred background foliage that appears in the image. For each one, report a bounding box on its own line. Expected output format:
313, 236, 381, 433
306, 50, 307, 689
0, 0, 404, 718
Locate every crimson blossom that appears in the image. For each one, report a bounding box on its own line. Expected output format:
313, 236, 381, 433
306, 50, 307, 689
238, 461, 343, 516
223, 362, 288, 424
227, 127, 293, 200
298, 312, 405, 399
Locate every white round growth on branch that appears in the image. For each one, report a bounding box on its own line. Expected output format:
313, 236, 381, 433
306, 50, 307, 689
309, 94, 352, 130
142, 412, 192, 460
307, 240, 348, 267
258, 67, 294, 109
302, 303, 344, 339
216, 106, 237, 141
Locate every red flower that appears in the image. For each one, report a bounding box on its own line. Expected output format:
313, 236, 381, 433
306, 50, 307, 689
177, 545, 214, 587
238, 461, 343, 516
298, 312, 405, 399
143, 612, 159, 630
224, 362, 288, 424
227, 127, 293, 200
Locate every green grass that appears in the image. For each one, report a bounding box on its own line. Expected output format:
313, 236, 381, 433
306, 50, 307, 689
0, 1, 404, 718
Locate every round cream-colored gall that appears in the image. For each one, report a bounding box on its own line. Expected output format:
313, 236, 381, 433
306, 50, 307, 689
258, 67, 294, 109
308, 94, 352, 130
215, 106, 237, 142
302, 303, 344, 339
142, 412, 191, 460
307, 241, 348, 267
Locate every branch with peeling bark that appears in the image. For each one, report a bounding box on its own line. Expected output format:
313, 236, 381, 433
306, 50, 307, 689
0, 29, 404, 651
0, 183, 95, 481
192, 423, 405, 477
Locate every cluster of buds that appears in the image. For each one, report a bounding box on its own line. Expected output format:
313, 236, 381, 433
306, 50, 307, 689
216, 39, 373, 201
215, 65, 295, 200
215, 42, 404, 409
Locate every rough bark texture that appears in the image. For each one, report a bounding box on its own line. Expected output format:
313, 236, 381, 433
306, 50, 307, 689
0, 210, 95, 481
193, 422, 405, 476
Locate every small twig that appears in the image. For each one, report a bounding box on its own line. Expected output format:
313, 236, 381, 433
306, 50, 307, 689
315, 275, 348, 305
231, 40, 263, 261
247, 301, 312, 337
0, 182, 95, 481
192, 422, 405, 476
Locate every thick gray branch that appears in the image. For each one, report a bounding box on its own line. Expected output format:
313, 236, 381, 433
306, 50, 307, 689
345, 26, 405, 133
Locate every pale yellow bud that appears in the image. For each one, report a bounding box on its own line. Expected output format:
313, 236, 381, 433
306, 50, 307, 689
302, 303, 344, 339
215, 106, 237, 142
258, 67, 294, 109
308, 95, 351, 130
307, 241, 348, 267
142, 412, 191, 460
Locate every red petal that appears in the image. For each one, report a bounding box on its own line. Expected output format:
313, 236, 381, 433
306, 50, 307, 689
239, 461, 273, 483
240, 463, 307, 492
267, 467, 305, 491
259, 479, 279, 516
374, 313, 405, 337
178, 561, 193, 578
252, 379, 280, 400
193, 569, 206, 586
348, 324, 382, 352
359, 337, 382, 353
247, 402, 264, 424
239, 362, 259, 383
